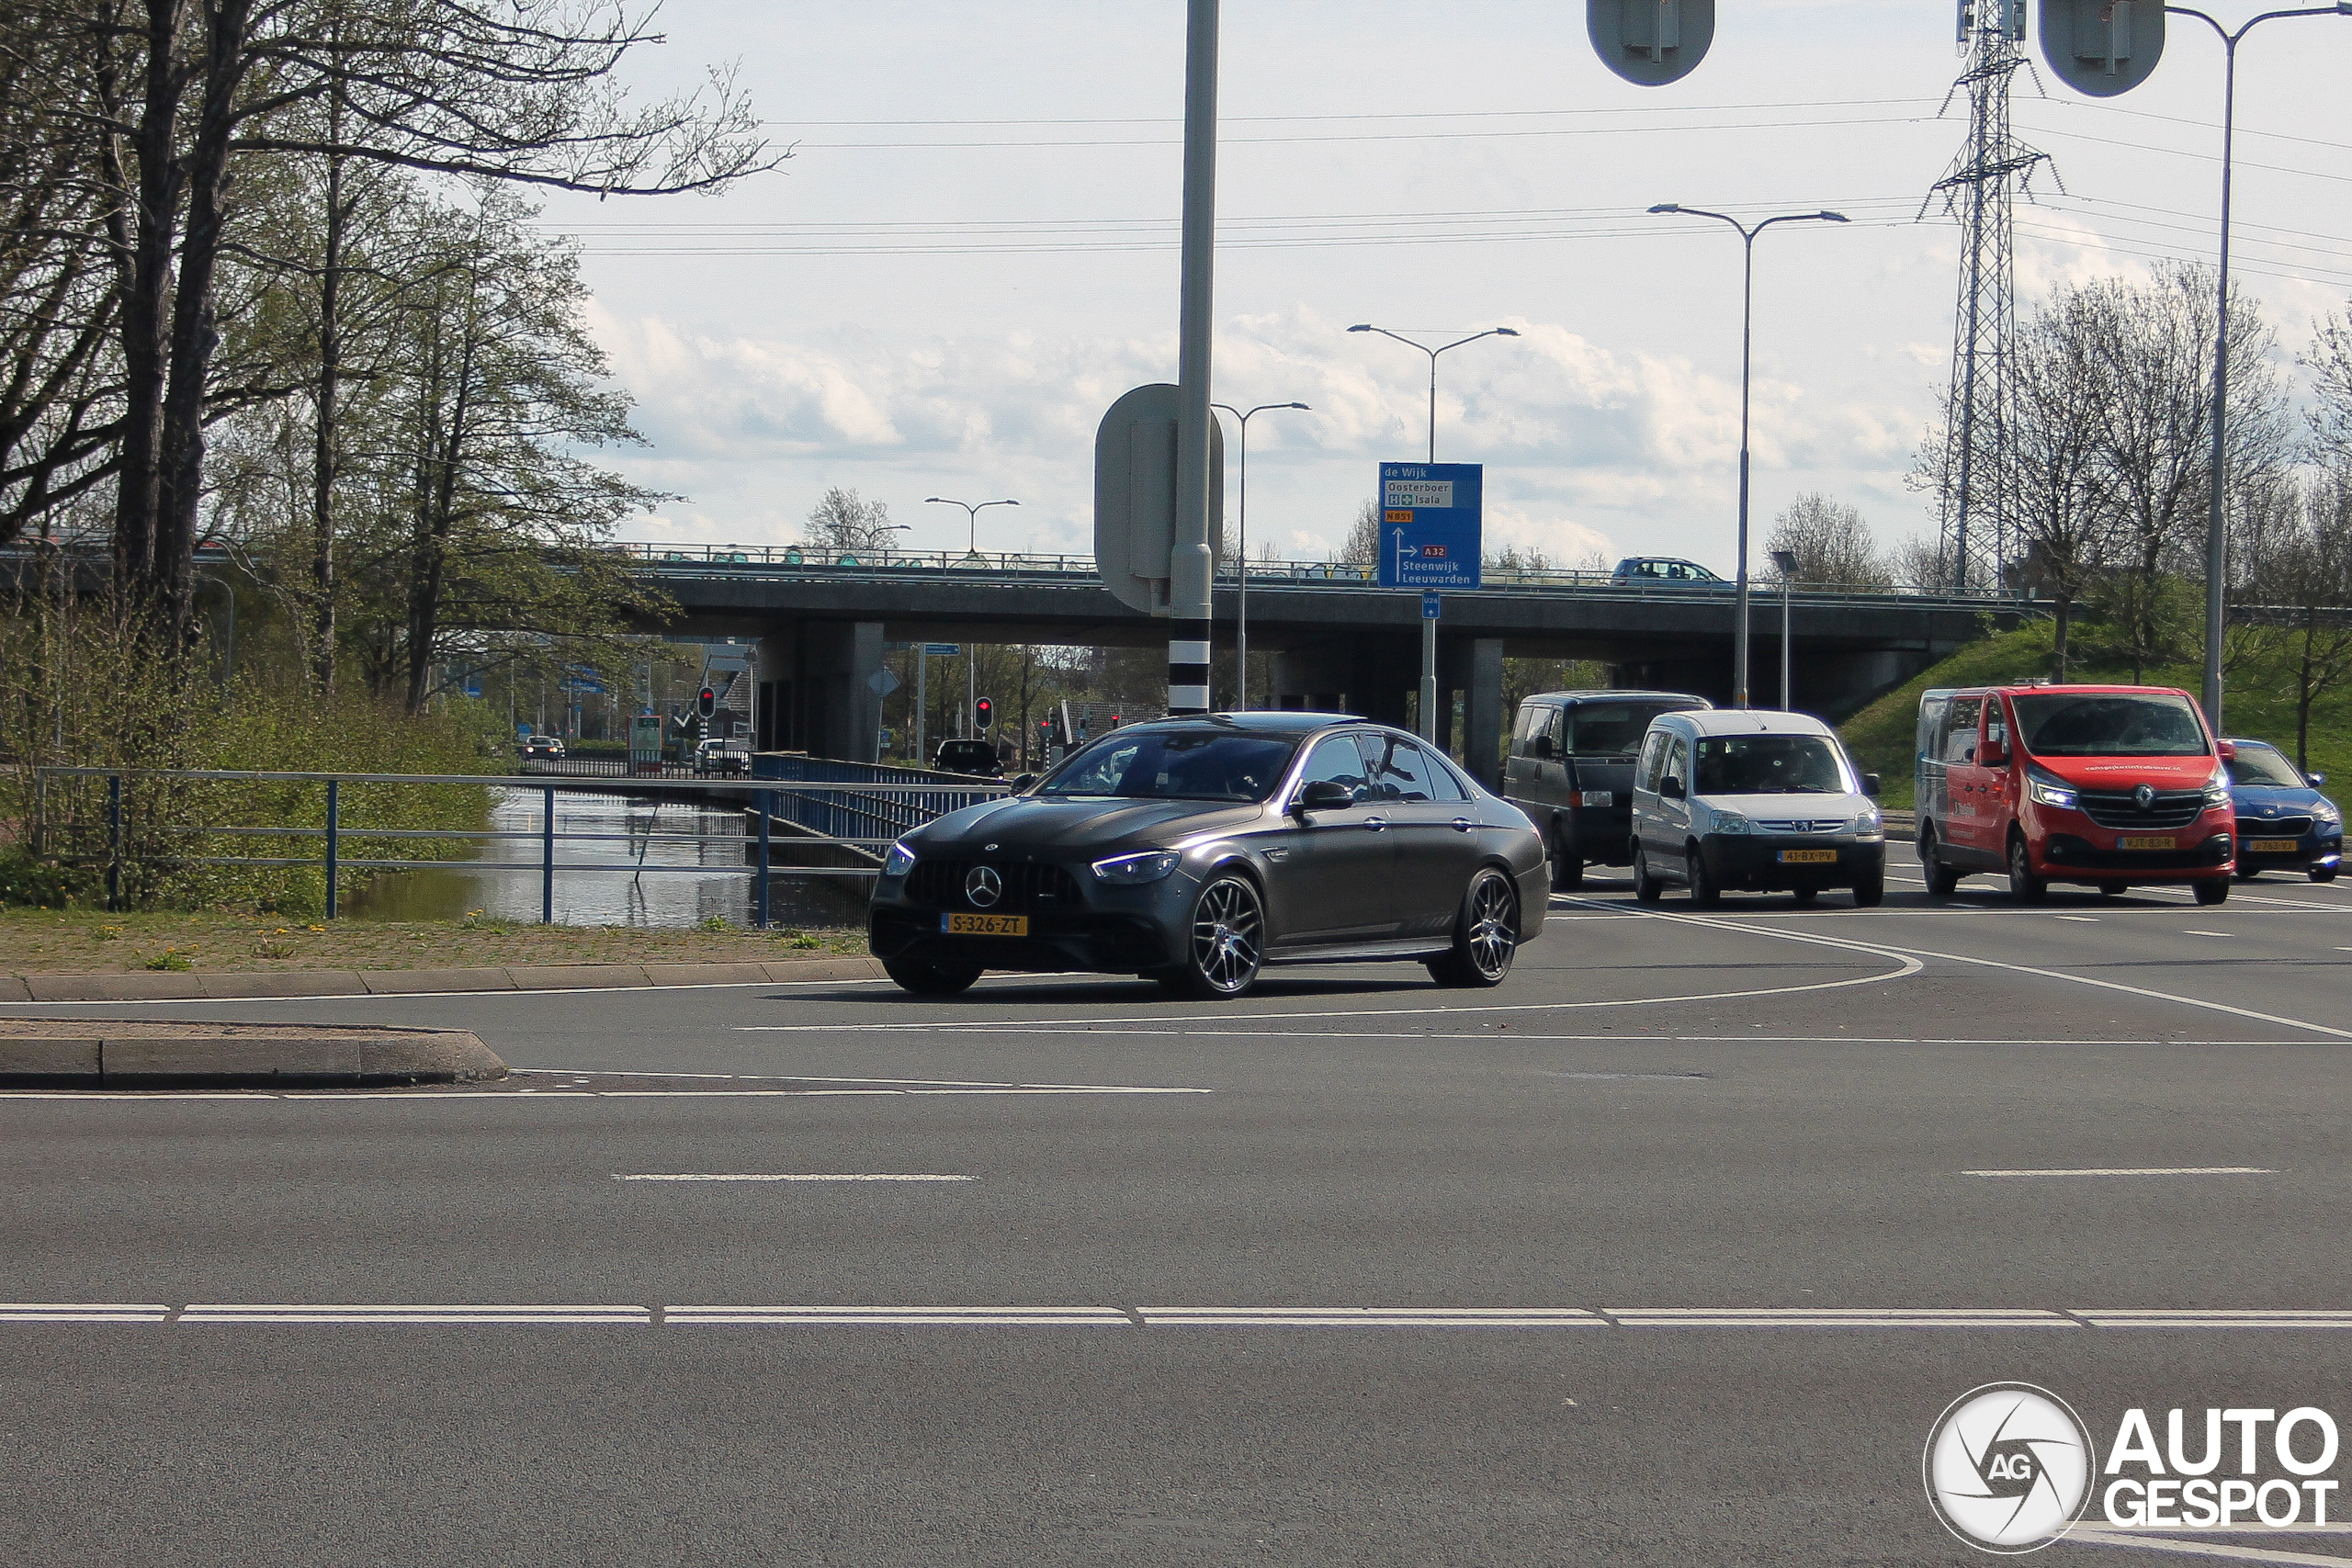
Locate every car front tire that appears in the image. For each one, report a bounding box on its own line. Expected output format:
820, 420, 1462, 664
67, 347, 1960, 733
2194, 878, 2230, 907
2007, 832, 2047, 904
1164, 873, 1265, 999
883, 955, 983, 996
1632, 846, 1663, 904
1687, 844, 1722, 908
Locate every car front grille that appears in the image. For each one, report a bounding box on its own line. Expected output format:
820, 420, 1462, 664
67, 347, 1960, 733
904, 859, 1085, 912
2238, 815, 2314, 838
2077, 788, 2205, 830
1757, 818, 1843, 834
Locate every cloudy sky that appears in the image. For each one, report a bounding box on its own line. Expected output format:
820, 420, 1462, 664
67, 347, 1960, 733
540, 1, 2352, 574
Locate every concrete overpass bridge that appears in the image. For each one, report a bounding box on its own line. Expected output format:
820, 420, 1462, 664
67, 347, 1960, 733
617, 542, 2018, 784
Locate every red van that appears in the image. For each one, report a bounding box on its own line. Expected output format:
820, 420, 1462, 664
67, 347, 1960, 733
1915, 684, 2235, 905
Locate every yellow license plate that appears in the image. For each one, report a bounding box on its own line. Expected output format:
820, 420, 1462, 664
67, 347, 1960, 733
944, 912, 1027, 936
1778, 849, 1838, 864
2116, 835, 2177, 851
2248, 838, 2301, 853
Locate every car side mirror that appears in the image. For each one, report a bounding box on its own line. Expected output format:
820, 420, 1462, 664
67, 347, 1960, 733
1531, 734, 1553, 761
1979, 738, 2006, 766
1010, 773, 1037, 793
1294, 779, 1353, 814
2217, 739, 2238, 761
1862, 773, 1883, 797
2310, 772, 2326, 788
1659, 775, 1686, 801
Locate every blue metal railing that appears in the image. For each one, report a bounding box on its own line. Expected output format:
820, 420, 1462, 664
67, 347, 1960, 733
752, 752, 1009, 848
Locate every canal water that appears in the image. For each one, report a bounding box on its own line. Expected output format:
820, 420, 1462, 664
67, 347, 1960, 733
343, 788, 866, 929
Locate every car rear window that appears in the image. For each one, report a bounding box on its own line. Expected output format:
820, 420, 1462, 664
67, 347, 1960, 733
2013, 694, 2208, 757
1695, 734, 1849, 795
1567, 702, 1688, 758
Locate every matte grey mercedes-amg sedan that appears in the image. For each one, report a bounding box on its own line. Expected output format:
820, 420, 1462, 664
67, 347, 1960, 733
868, 713, 1549, 999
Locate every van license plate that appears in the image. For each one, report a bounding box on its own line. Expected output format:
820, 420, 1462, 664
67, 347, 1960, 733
944, 913, 1027, 936
1580, 790, 1613, 807
2116, 835, 2177, 851
2248, 838, 2301, 853
1778, 849, 1838, 864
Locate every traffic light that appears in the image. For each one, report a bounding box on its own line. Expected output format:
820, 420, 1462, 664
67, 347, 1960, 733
696, 686, 717, 719
974, 696, 994, 731
1108, 713, 1120, 728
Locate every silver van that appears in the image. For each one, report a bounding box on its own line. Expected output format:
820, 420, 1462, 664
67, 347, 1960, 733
1629, 708, 1886, 907
1504, 690, 1711, 887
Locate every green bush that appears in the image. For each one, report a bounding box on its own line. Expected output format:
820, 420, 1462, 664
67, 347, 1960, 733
0, 846, 100, 908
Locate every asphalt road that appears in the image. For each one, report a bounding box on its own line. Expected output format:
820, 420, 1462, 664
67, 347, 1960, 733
5, 865, 2351, 1566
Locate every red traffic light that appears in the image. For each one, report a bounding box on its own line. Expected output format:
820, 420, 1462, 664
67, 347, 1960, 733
974, 697, 995, 731
696, 686, 717, 719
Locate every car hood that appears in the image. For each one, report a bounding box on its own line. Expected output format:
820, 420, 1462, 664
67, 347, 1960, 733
1698, 792, 1868, 819
2027, 755, 2219, 788
2232, 784, 2326, 810
913, 795, 1263, 854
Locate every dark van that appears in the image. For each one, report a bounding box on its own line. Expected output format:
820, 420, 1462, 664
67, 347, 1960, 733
1505, 689, 1713, 886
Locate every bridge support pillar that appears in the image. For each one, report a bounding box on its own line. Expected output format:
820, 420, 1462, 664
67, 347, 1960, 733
755, 621, 885, 762
1272, 637, 1416, 728
1463, 637, 1504, 790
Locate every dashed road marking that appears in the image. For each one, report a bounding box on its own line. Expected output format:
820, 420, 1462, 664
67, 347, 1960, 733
1962, 1167, 2274, 1178
615, 1173, 975, 1182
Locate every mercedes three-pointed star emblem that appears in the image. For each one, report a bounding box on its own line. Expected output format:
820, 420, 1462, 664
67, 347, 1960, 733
964, 865, 1002, 908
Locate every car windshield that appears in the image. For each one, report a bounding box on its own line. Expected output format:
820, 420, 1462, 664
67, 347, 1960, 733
1568, 703, 1686, 758
2013, 694, 2208, 757
1694, 734, 1849, 795
1041, 729, 1297, 802
2226, 745, 2304, 787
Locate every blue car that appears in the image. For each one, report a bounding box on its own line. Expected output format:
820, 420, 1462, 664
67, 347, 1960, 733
2225, 738, 2342, 882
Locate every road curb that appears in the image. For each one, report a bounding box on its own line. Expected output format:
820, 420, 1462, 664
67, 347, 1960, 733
0, 955, 887, 1004
0, 1025, 506, 1089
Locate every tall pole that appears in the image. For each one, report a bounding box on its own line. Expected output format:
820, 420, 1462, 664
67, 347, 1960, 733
1167, 0, 1219, 717
1347, 325, 1520, 464
1646, 205, 1849, 711
2168, 4, 2348, 733
1213, 401, 1309, 713
1781, 571, 1794, 710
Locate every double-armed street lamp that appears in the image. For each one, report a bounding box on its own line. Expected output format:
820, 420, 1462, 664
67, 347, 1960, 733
924, 496, 1018, 738
1211, 400, 1310, 709
1345, 324, 1520, 463
2165, 2, 2352, 732
1646, 203, 1848, 709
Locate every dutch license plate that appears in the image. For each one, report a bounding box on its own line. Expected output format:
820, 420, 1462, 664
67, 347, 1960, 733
2249, 838, 2301, 853
1580, 790, 1614, 807
2116, 835, 2177, 852
1778, 849, 1838, 864
944, 912, 1027, 937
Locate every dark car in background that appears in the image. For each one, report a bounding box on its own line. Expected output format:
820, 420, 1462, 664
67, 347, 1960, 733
2225, 738, 2342, 882
692, 738, 750, 776
1611, 557, 1724, 589
1505, 690, 1713, 886
869, 714, 1548, 999
519, 734, 564, 761
932, 739, 1005, 778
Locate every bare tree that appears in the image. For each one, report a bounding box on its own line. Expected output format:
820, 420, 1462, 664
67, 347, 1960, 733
2257, 477, 2352, 772
2006, 289, 2121, 681
1330, 499, 1379, 567
800, 487, 899, 558
1766, 494, 1889, 589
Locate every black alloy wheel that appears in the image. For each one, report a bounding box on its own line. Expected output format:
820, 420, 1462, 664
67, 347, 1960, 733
882, 955, 984, 996
1687, 845, 1722, 908
1164, 873, 1265, 999
1920, 826, 1962, 897
2007, 832, 2048, 903
1430, 868, 1518, 988
1632, 847, 1663, 904
2194, 878, 2231, 907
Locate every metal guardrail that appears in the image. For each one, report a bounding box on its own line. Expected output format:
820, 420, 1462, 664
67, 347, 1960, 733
28, 765, 1010, 929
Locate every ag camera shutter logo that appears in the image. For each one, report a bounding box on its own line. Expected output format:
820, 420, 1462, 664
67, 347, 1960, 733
1924, 1382, 2096, 1553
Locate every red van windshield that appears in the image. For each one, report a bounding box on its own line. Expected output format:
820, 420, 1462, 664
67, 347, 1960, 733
2011, 693, 2208, 758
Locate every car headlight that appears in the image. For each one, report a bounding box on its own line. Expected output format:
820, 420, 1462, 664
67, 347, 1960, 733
2203, 772, 2232, 809
1711, 812, 1757, 836
1851, 807, 1883, 837
2315, 800, 2342, 826
2026, 769, 2077, 809
882, 839, 917, 877
1091, 850, 1179, 885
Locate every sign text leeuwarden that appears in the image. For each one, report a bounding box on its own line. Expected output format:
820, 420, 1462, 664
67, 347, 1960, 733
1375, 462, 1483, 592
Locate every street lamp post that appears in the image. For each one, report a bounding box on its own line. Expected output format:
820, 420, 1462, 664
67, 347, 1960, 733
1212, 400, 1310, 709
926, 497, 1018, 737
1345, 324, 1520, 463
2166, 3, 2349, 734
1770, 547, 1800, 712
1646, 204, 1849, 709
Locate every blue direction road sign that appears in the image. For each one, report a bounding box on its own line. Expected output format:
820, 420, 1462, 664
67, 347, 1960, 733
1375, 463, 1482, 591
1422, 592, 1442, 620
922, 643, 962, 658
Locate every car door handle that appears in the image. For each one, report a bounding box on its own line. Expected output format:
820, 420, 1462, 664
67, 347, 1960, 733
1451, 818, 1474, 832
1363, 817, 1386, 831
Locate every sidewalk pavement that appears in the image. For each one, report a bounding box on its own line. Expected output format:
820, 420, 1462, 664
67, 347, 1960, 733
0, 953, 887, 1005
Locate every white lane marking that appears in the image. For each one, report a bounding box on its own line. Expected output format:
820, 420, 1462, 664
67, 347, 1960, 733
668, 1306, 1128, 1325
1606, 1307, 2075, 1328
2066, 1525, 2352, 1565
181, 1303, 650, 1325
1964, 1167, 2274, 1178
0, 1303, 171, 1323
2054, 915, 2100, 923
1608, 903, 2352, 1043
0, 1084, 1210, 1102
2077, 1311, 2352, 1328
2184, 930, 2236, 938
1141, 1306, 1605, 1327
520, 1068, 1150, 1090
615, 1173, 975, 1182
